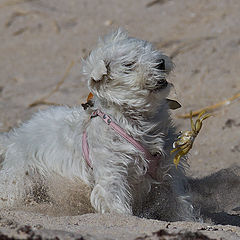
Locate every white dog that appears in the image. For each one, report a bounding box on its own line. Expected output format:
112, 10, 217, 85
0, 29, 197, 221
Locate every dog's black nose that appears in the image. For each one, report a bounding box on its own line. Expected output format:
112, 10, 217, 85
156, 59, 165, 71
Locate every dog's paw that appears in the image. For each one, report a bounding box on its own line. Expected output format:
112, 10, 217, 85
90, 184, 111, 213
90, 184, 132, 214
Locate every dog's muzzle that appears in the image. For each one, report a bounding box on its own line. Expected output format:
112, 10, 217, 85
151, 79, 168, 92
156, 79, 168, 90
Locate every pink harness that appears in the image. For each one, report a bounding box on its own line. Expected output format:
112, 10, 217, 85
82, 109, 161, 179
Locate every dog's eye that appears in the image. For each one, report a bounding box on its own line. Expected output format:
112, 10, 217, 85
156, 59, 165, 71
103, 60, 111, 74
123, 62, 135, 68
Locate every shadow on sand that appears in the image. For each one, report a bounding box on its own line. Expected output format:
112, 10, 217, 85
189, 166, 240, 227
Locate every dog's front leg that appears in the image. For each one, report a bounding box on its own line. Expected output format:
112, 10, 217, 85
90, 171, 132, 214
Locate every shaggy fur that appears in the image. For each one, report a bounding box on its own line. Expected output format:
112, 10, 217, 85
0, 29, 197, 221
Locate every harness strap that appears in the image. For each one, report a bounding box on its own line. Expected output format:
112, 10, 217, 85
82, 131, 92, 168
82, 110, 161, 179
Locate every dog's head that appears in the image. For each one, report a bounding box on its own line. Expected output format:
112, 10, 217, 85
82, 29, 174, 113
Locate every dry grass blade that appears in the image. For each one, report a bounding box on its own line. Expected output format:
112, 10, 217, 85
44, 61, 75, 99
155, 36, 216, 59
5, 10, 61, 34
13, 26, 28, 35
29, 100, 63, 108
5, 10, 41, 28
177, 92, 240, 119
29, 61, 75, 108
0, 0, 33, 9
146, 0, 168, 8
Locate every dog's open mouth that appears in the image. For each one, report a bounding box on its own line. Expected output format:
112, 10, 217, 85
166, 99, 181, 110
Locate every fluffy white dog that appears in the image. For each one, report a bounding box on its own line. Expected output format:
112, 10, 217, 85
0, 29, 197, 221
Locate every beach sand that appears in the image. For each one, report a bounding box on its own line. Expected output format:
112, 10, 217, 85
0, 0, 239, 239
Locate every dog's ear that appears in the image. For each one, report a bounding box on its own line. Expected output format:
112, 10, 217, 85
90, 60, 108, 82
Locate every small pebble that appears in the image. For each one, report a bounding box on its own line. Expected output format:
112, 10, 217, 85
104, 20, 113, 26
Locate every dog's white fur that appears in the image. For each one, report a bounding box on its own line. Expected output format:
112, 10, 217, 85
0, 29, 197, 221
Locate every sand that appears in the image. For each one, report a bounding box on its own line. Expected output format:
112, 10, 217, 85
0, 0, 240, 239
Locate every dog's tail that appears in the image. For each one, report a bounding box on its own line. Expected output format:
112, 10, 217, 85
189, 166, 240, 226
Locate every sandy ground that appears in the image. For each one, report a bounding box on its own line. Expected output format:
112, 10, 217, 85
0, 0, 240, 239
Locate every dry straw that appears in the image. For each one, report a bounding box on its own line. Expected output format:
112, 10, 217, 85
177, 92, 240, 119
29, 61, 75, 107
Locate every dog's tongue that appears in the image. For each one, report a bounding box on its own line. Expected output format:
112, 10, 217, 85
166, 99, 181, 110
